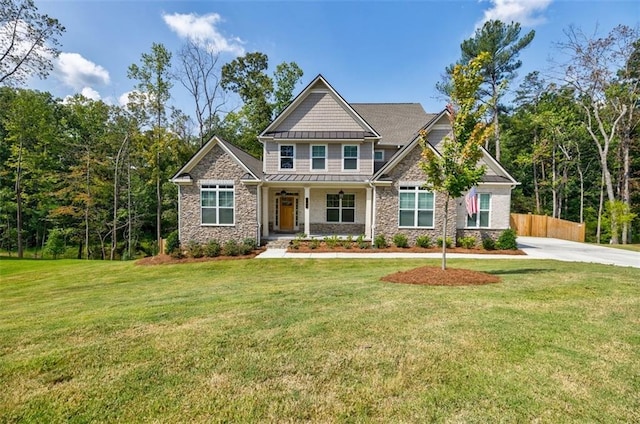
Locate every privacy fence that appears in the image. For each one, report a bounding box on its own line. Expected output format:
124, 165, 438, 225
510, 213, 586, 243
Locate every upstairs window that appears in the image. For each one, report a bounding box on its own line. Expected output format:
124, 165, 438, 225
326, 193, 355, 223
311, 145, 326, 170
280, 145, 295, 170
467, 193, 491, 228
398, 186, 434, 228
374, 150, 384, 162
343, 145, 358, 170
201, 184, 234, 225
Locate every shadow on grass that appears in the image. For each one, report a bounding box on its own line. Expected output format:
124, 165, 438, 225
486, 268, 553, 275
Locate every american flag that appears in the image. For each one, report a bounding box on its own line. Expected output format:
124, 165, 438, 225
466, 186, 478, 217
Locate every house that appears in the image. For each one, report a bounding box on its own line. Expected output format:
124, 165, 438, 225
171, 75, 518, 246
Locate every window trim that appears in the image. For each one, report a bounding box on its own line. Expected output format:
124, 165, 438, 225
374, 150, 384, 162
279, 144, 295, 171
201, 184, 235, 227
326, 193, 356, 223
398, 186, 435, 229
342, 144, 359, 172
466, 193, 491, 228
310, 144, 327, 171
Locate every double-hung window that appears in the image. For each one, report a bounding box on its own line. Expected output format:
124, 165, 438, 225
467, 193, 491, 228
398, 186, 434, 227
201, 184, 234, 225
326, 193, 355, 223
374, 150, 384, 162
280, 145, 295, 170
343, 145, 358, 170
311, 145, 326, 170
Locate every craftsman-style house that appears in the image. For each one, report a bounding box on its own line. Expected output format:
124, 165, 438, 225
171, 75, 518, 246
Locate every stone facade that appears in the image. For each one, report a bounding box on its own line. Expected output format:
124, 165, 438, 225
309, 223, 365, 235
374, 144, 458, 245
178, 145, 258, 244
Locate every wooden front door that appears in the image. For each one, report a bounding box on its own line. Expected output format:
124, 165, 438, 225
280, 197, 295, 231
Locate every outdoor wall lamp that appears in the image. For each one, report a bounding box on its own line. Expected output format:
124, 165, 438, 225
338, 190, 344, 200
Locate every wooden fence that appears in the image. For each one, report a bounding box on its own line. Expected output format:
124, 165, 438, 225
510, 213, 586, 243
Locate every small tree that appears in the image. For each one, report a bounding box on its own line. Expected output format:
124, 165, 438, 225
44, 228, 65, 259
420, 52, 493, 270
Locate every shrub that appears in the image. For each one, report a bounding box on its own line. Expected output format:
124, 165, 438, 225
309, 237, 320, 249
393, 233, 409, 248
165, 231, 180, 255
436, 237, 453, 248
204, 239, 221, 257
373, 234, 388, 249
482, 237, 496, 250
356, 234, 368, 249
186, 240, 204, 258
415, 235, 431, 248
458, 236, 477, 249
243, 238, 258, 250
44, 228, 66, 259
497, 229, 518, 250
342, 235, 354, 249
324, 235, 340, 249
223, 239, 240, 256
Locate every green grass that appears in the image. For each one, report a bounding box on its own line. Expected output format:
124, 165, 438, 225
1, 258, 639, 423
596, 243, 640, 252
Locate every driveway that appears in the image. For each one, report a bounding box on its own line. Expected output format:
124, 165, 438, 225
517, 236, 640, 268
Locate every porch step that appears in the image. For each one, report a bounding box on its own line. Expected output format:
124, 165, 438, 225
265, 239, 291, 249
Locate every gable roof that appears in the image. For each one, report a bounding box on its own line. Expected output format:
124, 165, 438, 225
372, 110, 519, 185
351, 103, 436, 146
260, 74, 380, 140
170, 136, 262, 183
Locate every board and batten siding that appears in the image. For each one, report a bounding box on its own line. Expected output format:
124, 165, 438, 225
263, 141, 374, 175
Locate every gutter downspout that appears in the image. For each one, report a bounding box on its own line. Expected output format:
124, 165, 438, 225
368, 180, 376, 242
256, 182, 263, 246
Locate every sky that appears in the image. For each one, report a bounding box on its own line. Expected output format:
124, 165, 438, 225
31, 0, 640, 119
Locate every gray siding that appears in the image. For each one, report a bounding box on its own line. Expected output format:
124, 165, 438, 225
276, 92, 365, 132
264, 141, 374, 175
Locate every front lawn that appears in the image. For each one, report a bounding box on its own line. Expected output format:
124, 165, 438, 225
1, 258, 638, 422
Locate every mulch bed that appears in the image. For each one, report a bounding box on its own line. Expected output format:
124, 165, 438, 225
289, 244, 525, 255
381, 266, 501, 286
135, 250, 263, 266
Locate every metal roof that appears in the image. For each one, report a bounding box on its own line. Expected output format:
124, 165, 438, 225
263, 130, 377, 140
265, 174, 370, 183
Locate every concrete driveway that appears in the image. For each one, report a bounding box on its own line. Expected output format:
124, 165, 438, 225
517, 236, 640, 269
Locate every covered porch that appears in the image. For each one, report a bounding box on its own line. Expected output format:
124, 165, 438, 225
260, 184, 374, 240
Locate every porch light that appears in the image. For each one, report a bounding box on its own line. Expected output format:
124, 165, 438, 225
339, 190, 344, 200
279, 189, 287, 196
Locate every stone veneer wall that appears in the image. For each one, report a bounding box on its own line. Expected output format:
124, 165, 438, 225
309, 223, 365, 235
179, 145, 258, 244
374, 144, 458, 245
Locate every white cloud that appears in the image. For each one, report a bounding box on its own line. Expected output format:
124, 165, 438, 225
477, 0, 553, 28
118, 91, 135, 106
81, 87, 101, 100
163, 12, 245, 55
55, 52, 110, 90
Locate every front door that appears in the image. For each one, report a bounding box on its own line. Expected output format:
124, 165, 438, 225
280, 197, 295, 231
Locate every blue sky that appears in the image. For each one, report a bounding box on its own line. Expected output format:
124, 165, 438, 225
33, 0, 639, 117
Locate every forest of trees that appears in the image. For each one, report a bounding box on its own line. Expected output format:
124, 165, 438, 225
0, 0, 638, 259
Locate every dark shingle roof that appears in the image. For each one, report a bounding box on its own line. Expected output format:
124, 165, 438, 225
350, 103, 436, 146
220, 138, 263, 179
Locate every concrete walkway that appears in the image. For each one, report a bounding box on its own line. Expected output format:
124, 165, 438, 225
256, 236, 640, 269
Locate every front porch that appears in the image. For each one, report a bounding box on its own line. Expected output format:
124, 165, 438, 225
260, 185, 374, 241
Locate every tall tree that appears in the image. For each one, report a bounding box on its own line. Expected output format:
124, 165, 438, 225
221, 52, 303, 157
0, 0, 65, 86
557, 24, 640, 244
176, 40, 226, 146
127, 43, 173, 252
439, 20, 535, 161
421, 52, 492, 270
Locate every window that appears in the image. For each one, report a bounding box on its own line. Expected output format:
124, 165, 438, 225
201, 184, 234, 225
467, 193, 491, 228
326, 193, 355, 223
280, 145, 294, 170
398, 186, 434, 227
343, 145, 358, 170
311, 145, 326, 170
374, 150, 384, 162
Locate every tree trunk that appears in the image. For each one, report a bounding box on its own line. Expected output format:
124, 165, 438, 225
621, 134, 630, 244
596, 171, 604, 244
15, 139, 23, 259
85, 153, 90, 259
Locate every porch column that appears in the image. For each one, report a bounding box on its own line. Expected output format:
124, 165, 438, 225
261, 186, 269, 238
365, 187, 373, 239
304, 186, 310, 236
